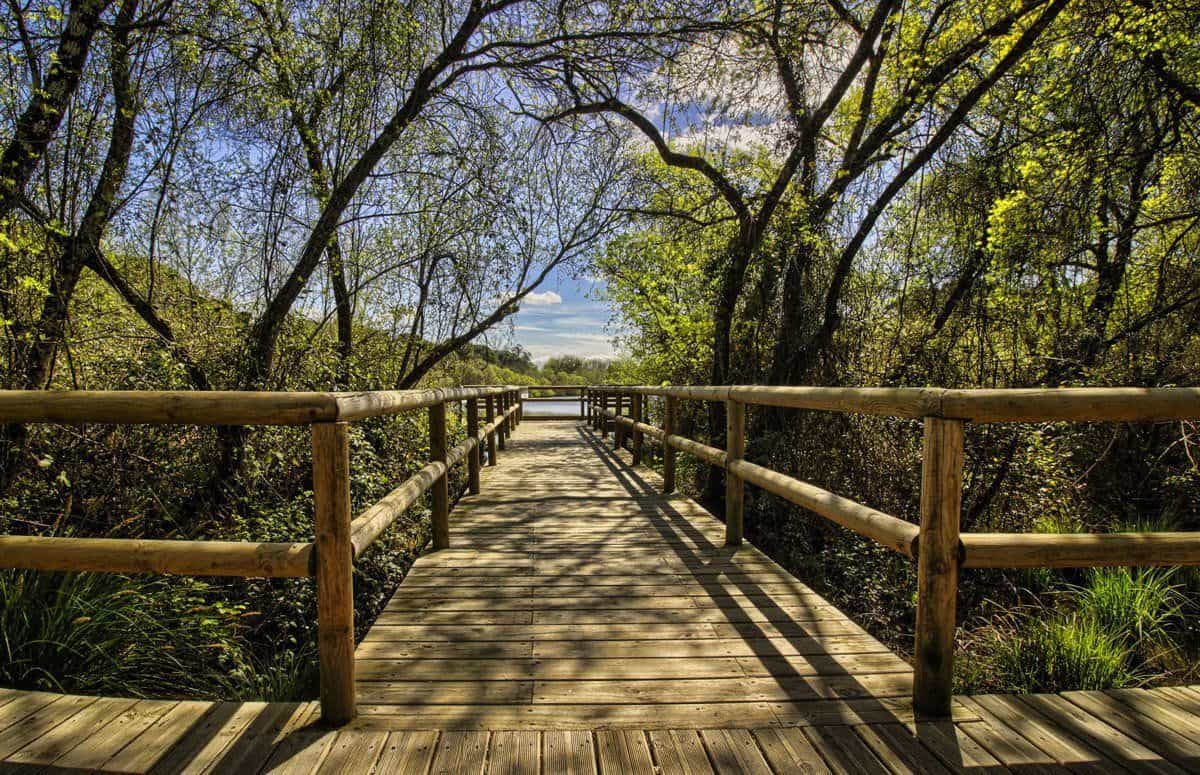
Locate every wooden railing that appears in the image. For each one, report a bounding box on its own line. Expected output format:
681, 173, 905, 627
0, 385, 525, 725
521, 384, 589, 419
587, 384, 1200, 716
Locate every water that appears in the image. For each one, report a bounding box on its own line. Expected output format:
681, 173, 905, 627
523, 399, 583, 418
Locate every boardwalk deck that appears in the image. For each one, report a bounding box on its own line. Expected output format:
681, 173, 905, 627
3, 420, 1200, 772
357, 420, 919, 729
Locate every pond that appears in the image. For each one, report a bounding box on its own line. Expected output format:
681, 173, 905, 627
522, 398, 584, 418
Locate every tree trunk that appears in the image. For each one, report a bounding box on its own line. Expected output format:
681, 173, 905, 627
1, 0, 137, 493
327, 237, 353, 387
0, 0, 113, 219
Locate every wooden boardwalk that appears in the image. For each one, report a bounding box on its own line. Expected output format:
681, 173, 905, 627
357, 420, 918, 729
4, 420, 1200, 772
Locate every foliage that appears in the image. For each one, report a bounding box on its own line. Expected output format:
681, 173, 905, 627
0, 570, 246, 697
979, 614, 1139, 694
1075, 568, 1183, 653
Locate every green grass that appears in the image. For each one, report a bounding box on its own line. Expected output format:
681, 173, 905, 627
1075, 568, 1182, 649
988, 614, 1139, 693
214, 647, 318, 702
0, 569, 261, 699
960, 562, 1186, 694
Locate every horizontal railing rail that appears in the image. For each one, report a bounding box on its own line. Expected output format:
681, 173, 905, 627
586, 383, 1200, 717
0, 385, 525, 725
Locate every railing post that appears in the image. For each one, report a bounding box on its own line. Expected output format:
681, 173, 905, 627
615, 391, 626, 450
466, 397, 481, 495
914, 417, 964, 717
663, 396, 677, 494
429, 400, 449, 550
497, 393, 507, 450
312, 421, 355, 725
600, 391, 609, 437
725, 399, 745, 546
631, 392, 643, 465
485, 395, 498, 465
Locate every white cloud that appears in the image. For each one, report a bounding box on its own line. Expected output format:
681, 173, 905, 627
522, 291, 562, 307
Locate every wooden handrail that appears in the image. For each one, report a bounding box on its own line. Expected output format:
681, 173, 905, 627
596, 385, 1200, 423
961, 532, 1200, 567
602, 409, 918, 556
590, 383, 1200, 717
0, 386, 516, 425
0, 535, 313, 577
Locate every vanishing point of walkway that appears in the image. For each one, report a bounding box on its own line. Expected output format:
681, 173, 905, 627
4, 420, 1200, 772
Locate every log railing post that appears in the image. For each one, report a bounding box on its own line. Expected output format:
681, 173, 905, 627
485, 395, 498, 465
429, 400, 449, 550
579, 388, 585, 420
600, 391, 609, 437
466, 397, 481, 495
497, 393, 507, 450
615, 391, 626, 450
663, 396, 677, 494
914, 417, 964, 717
725, 399, 745, 546
312, 421, 355, 725
631, 393, 643, 465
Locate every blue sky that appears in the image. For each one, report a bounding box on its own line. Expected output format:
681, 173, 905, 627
503, 266, 619, 364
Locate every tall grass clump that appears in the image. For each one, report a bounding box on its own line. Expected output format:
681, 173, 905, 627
0, 569, 246, 698
959, 564, 1185, 694
986, 614, 1138, 693
1075, 568, 1182, 649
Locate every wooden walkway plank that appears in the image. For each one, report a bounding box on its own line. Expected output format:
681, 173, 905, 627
595, 730, 654, 773
853, 723, 955, 775
542, 731, 596, 775
649, 730, 715, 775
1061, 690, 1200, 767
430, 730, 489, 775
486, 730, 540, 774
802, 725, 891, 774
753, 727, 832, 774
355, 422, 905, 730
373, 730, 440, 774
700, 729, 773, 775
104, 700, 224, 773
965, 695, 1115, 774
3, 695, 135, 768
53, 698, 178, 772
1017, 694, 1185, 774
315, 729, 388, 773
0, 693, 97, 760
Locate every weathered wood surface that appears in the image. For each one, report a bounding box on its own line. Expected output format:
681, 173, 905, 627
604, 385, 1200, 422
5, 421, 1200, 771
356, 420, 915, 729
6, 686, 1200, 771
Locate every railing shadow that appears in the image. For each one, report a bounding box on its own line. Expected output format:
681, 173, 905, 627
574, 422, 992, 766
572, 421, 1200, 773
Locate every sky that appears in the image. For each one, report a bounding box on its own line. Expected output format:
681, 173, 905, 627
502, 265, 620, 365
